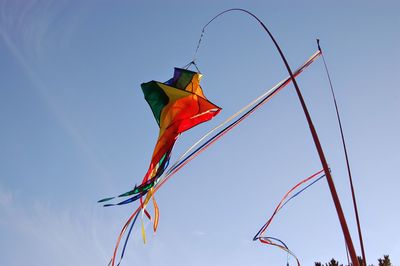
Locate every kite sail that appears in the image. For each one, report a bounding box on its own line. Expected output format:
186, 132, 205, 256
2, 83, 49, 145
99, 67, 221, 264
138, 68, 221, 195
99, 67, 220, 206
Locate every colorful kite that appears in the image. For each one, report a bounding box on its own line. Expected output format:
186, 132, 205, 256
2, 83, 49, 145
99, 67, 221, 265
138, 68, 221, 195
100, 67, 220, 204
99, 68, 221, 202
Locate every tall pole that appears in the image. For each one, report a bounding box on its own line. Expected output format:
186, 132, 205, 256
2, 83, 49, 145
318, 40, 366, 266
201, 9, 359, 266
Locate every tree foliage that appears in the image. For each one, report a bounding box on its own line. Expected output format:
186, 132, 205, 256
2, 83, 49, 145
314, 255, 393, 266
378, 255, 392, 266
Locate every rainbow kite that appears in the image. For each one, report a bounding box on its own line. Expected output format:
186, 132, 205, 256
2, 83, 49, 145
138, 68, 221, 196
99, 67, 221, 265
100, 67, 220, 206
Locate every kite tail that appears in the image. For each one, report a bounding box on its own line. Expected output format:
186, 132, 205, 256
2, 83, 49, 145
98, 148, 172, 206
163, 50, 321, 184
258, 237, 300, 266
253, 169, 326, 265
110, 207, 141, 266
115, 211, 139, 266
109, 187, 162, 266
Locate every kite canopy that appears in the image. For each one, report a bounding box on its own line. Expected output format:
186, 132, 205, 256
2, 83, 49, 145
142, 68, 220, 131
139, 68, 221, 190
100, 67, 221, 204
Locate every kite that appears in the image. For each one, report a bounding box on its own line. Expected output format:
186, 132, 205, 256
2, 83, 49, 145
99, 66, 221, 265
99, 66, 221, 208
137, 67, 221, 196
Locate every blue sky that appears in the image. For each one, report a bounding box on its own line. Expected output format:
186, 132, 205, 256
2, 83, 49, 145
1, 1, 399, 265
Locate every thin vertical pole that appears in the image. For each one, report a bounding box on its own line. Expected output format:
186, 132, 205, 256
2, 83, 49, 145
318, 40, 366, 266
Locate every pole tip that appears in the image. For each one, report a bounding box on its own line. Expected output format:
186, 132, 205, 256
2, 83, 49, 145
316, 39, 321, 51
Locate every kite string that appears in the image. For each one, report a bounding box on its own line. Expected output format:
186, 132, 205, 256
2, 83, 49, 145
192, 8, 255, 63
192, 28, 204, 62
317, 39, 366, 266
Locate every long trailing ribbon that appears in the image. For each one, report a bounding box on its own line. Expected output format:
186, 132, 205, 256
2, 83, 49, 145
165, 50, 321, 179
253, 169, 326, 266
107, 50, 321, 266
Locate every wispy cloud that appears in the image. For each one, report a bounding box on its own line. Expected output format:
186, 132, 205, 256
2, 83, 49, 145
192, 230, 207, 237
0, 3, 135, 264
0, 183, 13, 208
0, 0, 111, 180
0, 0, 84, 61
0, 183, 111, 266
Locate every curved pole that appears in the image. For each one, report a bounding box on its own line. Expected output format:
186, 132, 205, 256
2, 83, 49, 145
197, 8, 360, 266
